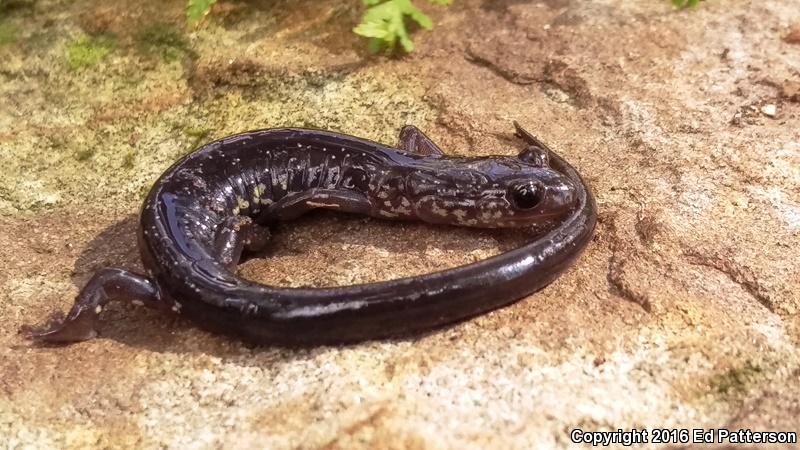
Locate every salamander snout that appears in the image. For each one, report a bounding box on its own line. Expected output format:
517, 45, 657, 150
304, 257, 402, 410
399, 156, 580, 228
507, 177, 576, 215
494, 172, 577, 227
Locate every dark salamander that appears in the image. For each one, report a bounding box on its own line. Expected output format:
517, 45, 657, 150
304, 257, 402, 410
29, 122, 596, 345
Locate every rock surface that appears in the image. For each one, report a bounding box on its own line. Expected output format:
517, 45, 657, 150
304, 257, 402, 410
1, 0, 798, 448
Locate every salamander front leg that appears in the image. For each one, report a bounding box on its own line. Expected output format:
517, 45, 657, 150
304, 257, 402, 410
397, 125, 444, 157
268, 189, 371, 221
25, 268, 163, 343
512, 121, 552, 167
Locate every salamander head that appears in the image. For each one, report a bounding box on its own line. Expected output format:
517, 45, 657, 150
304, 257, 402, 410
400, 147, 578, 228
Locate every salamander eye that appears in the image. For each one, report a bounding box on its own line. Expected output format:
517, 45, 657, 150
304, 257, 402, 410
509, 182, 543, 209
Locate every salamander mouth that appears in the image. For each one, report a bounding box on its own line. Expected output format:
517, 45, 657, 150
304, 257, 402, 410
504, 207, 575, 225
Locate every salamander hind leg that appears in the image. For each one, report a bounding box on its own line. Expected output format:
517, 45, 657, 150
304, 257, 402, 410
24, 268, 163, 343
214, 216, 271, 269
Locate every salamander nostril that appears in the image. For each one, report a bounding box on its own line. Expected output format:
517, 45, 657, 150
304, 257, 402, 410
510, 182, 543, 209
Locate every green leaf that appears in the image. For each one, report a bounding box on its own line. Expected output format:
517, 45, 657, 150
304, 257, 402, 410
354, 0, 447, 53
187, 0, 217, 24
399, 0, 432, 30
353, 21, 390, 39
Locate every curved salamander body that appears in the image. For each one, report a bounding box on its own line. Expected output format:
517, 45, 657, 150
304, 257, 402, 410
31, 123, 596, 345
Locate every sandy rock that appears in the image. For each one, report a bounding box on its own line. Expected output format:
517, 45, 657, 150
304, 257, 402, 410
782, 80, 800, 102
784, 24, 800, 44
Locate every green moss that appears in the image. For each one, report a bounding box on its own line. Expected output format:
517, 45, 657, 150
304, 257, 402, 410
184, 126, 212, 151
65, 35, 114, 70
187, 0, 217, 23
138, 182, 153, 199
672, 0, 702, 8
183, 127, 211, 138
121, 151, 136, 169
709, 362, 763, 399
2, 52, 432, 215
75, 148, 96, 161
0, 21, 19, 45
134, 23, 190, 61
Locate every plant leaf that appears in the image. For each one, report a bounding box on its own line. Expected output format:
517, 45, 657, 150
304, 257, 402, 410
187, 0, 217, 24
396, 0, 433, 30
354, 0, 447, 53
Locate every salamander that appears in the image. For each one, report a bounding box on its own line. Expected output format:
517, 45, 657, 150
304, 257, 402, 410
28, 122, 597, 345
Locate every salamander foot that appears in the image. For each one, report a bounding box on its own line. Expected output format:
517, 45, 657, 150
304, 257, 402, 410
23, 268, 162, 343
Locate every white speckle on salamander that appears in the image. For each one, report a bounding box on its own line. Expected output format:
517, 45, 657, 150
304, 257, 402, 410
277, 173, 288, 190
430, 203, 449, 217
393, 205, 412, 215
307, 201, 340, 208
252, 183, 267, 203
94, 305, 103, 314
278, 301, 369, 319
172, 302, 182, 313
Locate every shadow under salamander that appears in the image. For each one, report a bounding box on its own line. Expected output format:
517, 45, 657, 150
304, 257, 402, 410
64, 210, 551, 360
